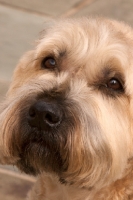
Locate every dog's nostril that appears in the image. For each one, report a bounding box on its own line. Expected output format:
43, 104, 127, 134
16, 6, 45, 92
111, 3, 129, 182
28, 100, 62, 130
45, 112, 60, 126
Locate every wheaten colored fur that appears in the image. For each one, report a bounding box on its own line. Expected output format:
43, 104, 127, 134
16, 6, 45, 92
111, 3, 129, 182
0, 17, 133, 199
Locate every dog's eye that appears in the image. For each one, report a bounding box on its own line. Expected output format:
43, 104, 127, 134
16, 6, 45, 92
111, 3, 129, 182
106, 78, 123, 91
41, 57, 56, 70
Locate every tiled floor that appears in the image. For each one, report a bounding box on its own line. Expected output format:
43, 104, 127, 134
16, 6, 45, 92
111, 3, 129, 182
0, 0, 133, 199
0, 170, 34, 200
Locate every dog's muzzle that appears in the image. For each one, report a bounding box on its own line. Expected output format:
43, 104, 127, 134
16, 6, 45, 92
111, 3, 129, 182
28, 99, 63, 131
15, 95, 75, 175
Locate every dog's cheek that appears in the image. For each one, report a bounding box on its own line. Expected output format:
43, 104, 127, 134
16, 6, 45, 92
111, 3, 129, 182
93, 94, 131, 182
59, 93, 131, 190
0, 101, 20, 164
59, 110, 112, 190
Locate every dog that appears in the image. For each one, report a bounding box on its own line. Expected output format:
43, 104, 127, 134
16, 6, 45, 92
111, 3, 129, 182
0, 17, 133, 199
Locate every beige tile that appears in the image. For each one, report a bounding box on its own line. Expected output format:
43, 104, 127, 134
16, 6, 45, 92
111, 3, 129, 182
0, 171, 34, 200
0, 0, 80, 17
75, 0, 133, 26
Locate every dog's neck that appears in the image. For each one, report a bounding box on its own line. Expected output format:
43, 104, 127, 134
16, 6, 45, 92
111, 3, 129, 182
29, 159, 133, 200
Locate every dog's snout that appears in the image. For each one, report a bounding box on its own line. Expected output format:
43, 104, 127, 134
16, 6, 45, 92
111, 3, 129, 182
28, 100, 62, 130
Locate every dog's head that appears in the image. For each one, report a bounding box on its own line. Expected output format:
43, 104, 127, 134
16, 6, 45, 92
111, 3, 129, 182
1, 17, 133, 190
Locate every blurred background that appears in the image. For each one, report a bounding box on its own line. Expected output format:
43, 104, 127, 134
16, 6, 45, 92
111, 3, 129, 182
0, 0, 133, 199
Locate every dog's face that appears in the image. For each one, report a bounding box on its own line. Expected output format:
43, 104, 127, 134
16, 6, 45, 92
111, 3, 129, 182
1, 17, 133, 190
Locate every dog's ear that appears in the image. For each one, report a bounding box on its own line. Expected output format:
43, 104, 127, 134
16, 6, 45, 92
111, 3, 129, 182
7, 50, 35, 97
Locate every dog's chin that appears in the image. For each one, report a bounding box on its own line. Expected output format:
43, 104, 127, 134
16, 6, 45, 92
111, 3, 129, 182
16, 149, 64, 176
16, 134, 64, 176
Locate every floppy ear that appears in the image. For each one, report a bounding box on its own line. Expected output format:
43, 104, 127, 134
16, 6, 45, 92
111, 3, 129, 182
7, 50, 36, 97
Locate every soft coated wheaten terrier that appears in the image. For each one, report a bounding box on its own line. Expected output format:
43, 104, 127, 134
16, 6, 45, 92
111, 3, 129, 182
0, 17, 133, 200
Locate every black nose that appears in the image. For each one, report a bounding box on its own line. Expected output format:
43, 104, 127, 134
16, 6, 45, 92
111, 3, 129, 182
28, 100, 62, 131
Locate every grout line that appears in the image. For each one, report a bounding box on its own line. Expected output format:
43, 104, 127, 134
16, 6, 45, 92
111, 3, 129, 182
0, 2, 52, 18
61, 0, 95, 17
0, 168, 36, 182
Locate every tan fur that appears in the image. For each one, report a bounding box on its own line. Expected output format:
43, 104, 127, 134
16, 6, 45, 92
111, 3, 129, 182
1, 17, 133, 199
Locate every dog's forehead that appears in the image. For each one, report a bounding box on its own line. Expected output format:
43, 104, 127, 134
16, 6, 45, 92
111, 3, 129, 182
37, 18, 110, 58
36, 18, 131, 75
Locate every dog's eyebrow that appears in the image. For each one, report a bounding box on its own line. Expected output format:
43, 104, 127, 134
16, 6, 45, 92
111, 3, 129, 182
59, 50, 67, 58
102, 67, 124, 83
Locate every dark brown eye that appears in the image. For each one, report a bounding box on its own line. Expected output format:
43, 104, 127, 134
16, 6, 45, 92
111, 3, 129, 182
41, 57, 56, 69
106, 78, 123, 91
